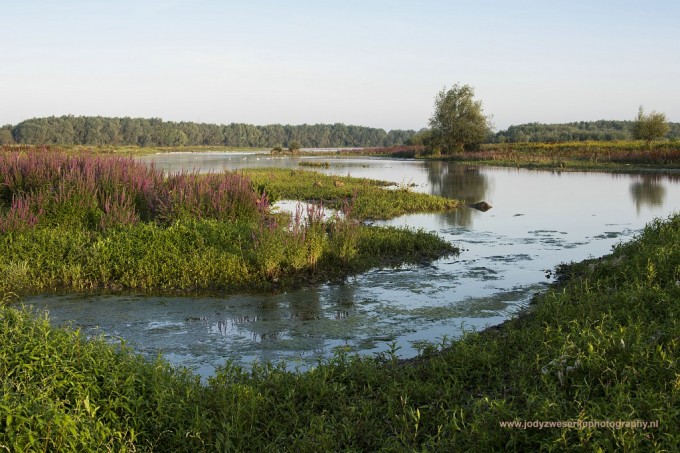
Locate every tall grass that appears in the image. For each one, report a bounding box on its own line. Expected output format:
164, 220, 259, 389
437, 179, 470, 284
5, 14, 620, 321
0, 149, 265, 233
0, 148, 456, 294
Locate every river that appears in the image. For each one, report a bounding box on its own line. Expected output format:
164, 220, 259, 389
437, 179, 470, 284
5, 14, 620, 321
23, 153, 680, 378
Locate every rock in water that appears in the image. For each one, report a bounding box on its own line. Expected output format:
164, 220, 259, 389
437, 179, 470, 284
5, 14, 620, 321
469, 201, 492, 212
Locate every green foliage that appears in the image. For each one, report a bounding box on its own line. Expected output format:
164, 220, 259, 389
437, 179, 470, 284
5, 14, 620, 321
0, 126, 13, 145
9, 116, 680, 150
0, 217, 455, 294
10, 116, 417, 148
288, 140, 301, 152
429, 84, 492, 153
0, 150, 457, 294
632, 106, 671, 146
0, 305, 209, 451
405, 128, 433, 147
492, 120, 680, 143
2, 213, 679, 450
244, 168, 460, 220
417, 140, 680, 170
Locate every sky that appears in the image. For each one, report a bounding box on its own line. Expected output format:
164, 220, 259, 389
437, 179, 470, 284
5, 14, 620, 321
2, 0, 679, 131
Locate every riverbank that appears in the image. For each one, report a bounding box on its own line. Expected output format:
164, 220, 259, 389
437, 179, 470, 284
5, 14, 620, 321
350, 141, 680, 172
7, 141, 679, 173
2, 213, 678, 450
0, 148, 457, 295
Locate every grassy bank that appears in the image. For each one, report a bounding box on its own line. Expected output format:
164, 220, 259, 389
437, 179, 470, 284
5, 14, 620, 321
2, 213, 679, 450
350, 141, 680, 171
243, 168, 460, 220
0, 148, 456, 294
459, 141, 680, 171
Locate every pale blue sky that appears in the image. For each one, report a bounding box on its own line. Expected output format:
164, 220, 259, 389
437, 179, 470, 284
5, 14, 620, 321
2, 0, 678, 130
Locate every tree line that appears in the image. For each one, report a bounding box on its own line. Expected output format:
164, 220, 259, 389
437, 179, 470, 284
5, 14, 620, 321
0, 116, 417, 148
411, 83, 679, 153
4, 115, 680, 149
491, 120, 680, 143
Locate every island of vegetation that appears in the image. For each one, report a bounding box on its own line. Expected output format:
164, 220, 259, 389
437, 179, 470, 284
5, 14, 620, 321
0, 146, 458, 295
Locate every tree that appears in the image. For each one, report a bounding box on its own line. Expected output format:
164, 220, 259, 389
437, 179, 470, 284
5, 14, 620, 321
8, 115, 419, 148
429, 84, 492, 153
288, 140, 301, 153
406, 128, 433, 147
0, 125, 13, 144
632, 106, 669, 147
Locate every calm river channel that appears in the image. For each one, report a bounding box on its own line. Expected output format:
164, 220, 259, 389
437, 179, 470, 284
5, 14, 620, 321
23, 153, 680, 378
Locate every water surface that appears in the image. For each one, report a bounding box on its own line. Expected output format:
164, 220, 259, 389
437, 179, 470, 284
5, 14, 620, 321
24, 154, 680, 378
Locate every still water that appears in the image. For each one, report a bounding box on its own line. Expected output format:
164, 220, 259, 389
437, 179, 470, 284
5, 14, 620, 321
24, 153, 680, 378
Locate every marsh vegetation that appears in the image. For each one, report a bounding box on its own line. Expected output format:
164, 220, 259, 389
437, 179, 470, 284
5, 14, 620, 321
0, 148, 456, 294
350, 140, 680, 170
243, 168, 459, 220
2, 213, 679, 450
2, 143, 679, 450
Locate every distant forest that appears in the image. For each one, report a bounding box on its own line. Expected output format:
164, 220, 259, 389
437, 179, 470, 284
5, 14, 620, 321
2, 116, 680, 148
491, 120, 680, 143
0, 116, 417, 148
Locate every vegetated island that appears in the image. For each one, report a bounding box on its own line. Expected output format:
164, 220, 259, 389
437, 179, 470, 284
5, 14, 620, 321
0, 146, 459, 295
1, 211, 678, 450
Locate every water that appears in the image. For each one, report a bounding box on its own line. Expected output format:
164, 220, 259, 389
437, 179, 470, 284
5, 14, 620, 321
23, 153, 680, 378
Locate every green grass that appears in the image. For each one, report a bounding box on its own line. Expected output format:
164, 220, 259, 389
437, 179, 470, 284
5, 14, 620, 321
0, 217, 455, 295
2, 213, 679, 451
353, 141, 680, 171
0, 149, 457, 294
298, 160, 330, 168
244, 168, 461, 220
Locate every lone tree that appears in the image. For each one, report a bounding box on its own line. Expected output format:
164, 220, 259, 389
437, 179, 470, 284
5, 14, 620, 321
288, 140, 301, 153
429, 83, 492, 154
632, 106, 669, 147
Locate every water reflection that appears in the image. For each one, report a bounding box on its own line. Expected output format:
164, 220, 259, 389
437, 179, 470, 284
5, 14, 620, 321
289, 289, 322, 321
630, 175, 666, 213
425, 162, 491, 226
209, 315, 261, 336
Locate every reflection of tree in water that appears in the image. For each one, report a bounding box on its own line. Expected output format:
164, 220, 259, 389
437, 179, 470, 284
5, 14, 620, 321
289, 289, 322, 322
426, 162, 491, 227
241, 284, 358, 363
629, 175, 666, 213
330, 282, 358, 322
